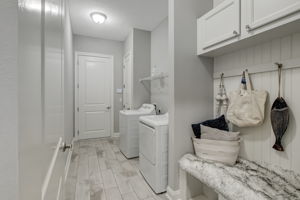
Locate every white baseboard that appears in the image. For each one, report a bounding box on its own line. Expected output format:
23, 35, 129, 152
112, 132, 120, 137
64, 139, 74, 182
166, 186, 181, 200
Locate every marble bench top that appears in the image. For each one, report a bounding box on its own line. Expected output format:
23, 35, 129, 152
179, 154, 300, 200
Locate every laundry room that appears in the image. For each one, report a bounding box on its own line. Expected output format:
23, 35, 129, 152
70, 0, 171, 199
1, 0, 300, 200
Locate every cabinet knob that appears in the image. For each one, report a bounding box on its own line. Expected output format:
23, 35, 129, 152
245, 25, 251, 31
233, 30, 238, 35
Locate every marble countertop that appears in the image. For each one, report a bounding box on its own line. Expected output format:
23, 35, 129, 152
179, 154, 300, 200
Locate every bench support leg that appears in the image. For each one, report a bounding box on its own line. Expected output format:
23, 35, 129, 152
179, 168, 218, 200
179, 168, 190, 200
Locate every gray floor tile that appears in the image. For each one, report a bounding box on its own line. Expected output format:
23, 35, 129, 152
65, 138, 167, 200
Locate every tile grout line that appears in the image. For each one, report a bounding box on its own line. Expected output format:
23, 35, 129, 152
96, 142, 110, 200
108, 139, 128, 200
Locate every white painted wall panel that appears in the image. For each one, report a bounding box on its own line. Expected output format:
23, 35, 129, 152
122, 29, 151, 110
64, 0, 74, 143
0, 1, 18, 199
132, 29, 151, 109
168, 0, 214, 191
214, 32, 300, 174
151, 18, 169, 114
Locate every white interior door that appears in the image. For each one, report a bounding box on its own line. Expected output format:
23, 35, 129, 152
77, 54, 113, 139
43, 0, 67, 199
18, 0, 68, 199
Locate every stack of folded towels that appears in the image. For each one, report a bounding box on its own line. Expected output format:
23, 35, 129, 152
191, 115, 240, 166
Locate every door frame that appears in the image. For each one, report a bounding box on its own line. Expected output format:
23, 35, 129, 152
74, 51, 114, 140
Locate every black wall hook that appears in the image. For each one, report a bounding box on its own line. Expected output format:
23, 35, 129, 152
275, 62, 283, 69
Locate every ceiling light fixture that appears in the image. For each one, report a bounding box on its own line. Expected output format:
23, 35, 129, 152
90, 12, 107, 24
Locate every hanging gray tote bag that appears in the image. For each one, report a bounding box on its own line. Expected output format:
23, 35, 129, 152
227, 70, 268, 127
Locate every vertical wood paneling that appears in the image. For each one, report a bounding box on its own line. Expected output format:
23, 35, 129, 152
291, 33, 300, 58
261, 42, 271, 64
271, 38, 281, 62
214, 32, 300, 174
281, 36, 292, 60
291, 69, 300, 172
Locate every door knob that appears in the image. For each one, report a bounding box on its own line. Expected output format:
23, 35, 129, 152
60, 142, 72, 152
106, 106, 111, 110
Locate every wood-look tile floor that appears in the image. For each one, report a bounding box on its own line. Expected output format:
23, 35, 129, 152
65, 137, 169, 200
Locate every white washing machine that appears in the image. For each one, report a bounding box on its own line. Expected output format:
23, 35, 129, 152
139, 113, 169, 194
119, 104, 156, 158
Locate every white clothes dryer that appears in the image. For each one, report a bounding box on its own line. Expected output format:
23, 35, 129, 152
139, 113, 169, 194
119, 104, 156, 158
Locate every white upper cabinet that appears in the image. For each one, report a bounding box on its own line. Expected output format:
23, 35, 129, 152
245, 0, 300, 33
197, 0, 300, 56
197, 0, 240, 55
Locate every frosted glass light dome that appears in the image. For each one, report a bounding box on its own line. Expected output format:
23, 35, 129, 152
90, 12, 107, 24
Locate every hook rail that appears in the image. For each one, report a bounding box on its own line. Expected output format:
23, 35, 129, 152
213, 59, 300, 79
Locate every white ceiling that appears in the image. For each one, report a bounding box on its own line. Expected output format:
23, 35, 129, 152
69, 0, 168, 41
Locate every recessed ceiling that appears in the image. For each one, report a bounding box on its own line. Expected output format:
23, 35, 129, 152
69, 0, 168, 41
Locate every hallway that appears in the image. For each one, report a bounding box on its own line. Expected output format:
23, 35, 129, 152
65, 138, 168, 200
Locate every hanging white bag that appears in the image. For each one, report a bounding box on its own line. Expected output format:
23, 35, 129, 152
227, 70, 268, 127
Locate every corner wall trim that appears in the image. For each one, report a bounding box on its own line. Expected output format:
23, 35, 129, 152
166, 186, 181, 200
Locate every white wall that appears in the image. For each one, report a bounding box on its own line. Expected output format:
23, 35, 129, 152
64, 0, 74, 143
123, 29, 151, 110
74, 35, 123, 132
132, 29, 151, 109
213, 0, 225, 7
124, 31, 133, 57
0, 1, 18, 199
214, 32, 300, 174
151, 18, 169, 114
168, 0, 214, 191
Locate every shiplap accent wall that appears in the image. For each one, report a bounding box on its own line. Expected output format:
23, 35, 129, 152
214, 32, 300, 174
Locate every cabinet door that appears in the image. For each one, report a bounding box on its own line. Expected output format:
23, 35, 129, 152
245, 0, 300, 31
197, 0, 240, 54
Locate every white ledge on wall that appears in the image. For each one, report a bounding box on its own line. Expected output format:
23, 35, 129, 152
139, 72, 168, 82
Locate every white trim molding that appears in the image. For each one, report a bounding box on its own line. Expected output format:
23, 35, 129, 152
64, 138, 75, 182
41, 137, 63, 200
166, 186, 181, 200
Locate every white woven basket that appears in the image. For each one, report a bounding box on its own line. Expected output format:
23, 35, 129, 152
192, 137, 240, 166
